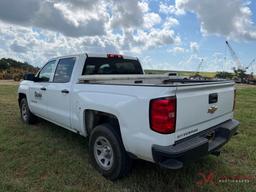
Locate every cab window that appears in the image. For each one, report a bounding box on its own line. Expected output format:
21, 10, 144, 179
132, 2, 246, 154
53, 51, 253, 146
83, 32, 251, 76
37, 60, 56, 82
53, 57, 76, 83
82, 58, 143, 75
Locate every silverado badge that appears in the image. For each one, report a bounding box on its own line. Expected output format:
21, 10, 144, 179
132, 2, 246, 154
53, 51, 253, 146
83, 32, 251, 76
208, 105, 218, 114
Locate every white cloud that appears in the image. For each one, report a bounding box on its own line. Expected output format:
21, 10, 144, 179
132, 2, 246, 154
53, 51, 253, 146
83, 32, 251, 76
135, 28, 181, 49
176, 0, 256, 40
176, 52, 236, 72
185, 54, 201, 66
110, 0, 144, 29
143, 12, 161, 29
176, 54, 203, 71
53, 0, 100, 10
116, 27, 181, 53
168, 47, 185, 53
0, 0, 182, 65
140, 55, 154, 69
0, 0, 107, 37
0, 18, 181, 66
0, 21, 115, 66
163, 17, 179, 29
190, 41, 199, 53
10, 41, 28, 54
138, 1, 149, 13
0, 0, 163, 38
159, 2, 185, 16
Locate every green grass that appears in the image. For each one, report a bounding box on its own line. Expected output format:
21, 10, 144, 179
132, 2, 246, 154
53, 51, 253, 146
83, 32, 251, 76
144, 69, 217, 78
0, 84, 255, 192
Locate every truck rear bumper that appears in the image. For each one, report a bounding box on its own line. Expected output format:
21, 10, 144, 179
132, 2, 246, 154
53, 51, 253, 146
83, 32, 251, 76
152, 119, 239, 169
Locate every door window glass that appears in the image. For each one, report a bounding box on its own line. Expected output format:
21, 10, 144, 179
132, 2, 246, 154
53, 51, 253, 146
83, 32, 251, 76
53, 57, 76, 83
38, 60, 56, 82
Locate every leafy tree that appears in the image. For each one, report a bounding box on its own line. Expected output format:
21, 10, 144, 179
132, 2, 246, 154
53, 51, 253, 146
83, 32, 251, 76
0, 58, 38, 80
215, 71, 234, 79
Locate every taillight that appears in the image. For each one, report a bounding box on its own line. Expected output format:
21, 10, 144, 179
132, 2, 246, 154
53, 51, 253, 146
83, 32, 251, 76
233, 89, 236, 111
107, 54, 123, 59
150, 97, 176, 134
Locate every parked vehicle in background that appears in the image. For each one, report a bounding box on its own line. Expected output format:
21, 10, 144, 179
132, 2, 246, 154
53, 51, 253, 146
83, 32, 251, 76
18, 53, 239, 180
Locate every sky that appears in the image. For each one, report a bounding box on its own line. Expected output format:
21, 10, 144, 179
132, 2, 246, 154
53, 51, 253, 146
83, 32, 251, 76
0, 0, 255, 73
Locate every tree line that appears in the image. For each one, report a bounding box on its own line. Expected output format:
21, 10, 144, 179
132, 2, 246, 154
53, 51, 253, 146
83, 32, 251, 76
0, 58, 39, 81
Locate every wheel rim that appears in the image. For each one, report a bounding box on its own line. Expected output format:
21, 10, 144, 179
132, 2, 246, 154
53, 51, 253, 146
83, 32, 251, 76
94, 136, 114, 170
21, 102, 28, 121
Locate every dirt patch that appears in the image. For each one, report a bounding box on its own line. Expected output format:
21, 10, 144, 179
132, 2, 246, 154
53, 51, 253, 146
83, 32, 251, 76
235, 84, 256, 89
0, 80, 20, 85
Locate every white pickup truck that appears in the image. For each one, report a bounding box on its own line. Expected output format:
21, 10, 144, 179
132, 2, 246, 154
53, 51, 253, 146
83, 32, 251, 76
18, 53, 239, 180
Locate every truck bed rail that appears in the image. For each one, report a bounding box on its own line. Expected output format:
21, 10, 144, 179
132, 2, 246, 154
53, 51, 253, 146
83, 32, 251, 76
78, 75, 234, 86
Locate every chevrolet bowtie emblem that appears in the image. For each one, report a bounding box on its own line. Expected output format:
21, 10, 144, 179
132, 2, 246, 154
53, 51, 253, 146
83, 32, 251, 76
208, 105, 218, 114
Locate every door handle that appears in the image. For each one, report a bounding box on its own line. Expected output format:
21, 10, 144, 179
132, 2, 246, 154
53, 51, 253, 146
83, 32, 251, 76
40, 87, 46, 91
61, 89, 69, 94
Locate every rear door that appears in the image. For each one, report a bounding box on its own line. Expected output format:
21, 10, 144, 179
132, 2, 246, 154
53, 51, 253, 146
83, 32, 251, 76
28, 60, 56, 118
174, 82, 235, 141
46, 57, 76, 128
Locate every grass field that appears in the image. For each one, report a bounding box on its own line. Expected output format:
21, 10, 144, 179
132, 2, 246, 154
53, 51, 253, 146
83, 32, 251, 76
144, 69, 217, 78
0, 84, 255, 192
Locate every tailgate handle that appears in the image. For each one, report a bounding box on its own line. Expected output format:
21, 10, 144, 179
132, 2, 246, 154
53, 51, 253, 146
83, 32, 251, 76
209, 93, 218, 104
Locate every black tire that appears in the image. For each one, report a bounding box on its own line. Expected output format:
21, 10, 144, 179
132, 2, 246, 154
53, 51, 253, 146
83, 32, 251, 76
19, 98, 37, 124
89, 123, 132, 180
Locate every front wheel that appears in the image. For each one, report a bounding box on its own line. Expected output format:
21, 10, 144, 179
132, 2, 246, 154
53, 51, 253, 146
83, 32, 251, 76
89, 124, 132, 180
19, 98, 37, 124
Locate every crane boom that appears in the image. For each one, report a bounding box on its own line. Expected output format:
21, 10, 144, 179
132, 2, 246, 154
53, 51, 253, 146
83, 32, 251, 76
246, 58, 255, 69
225, 41, 243, 70
197, 59, 204, 73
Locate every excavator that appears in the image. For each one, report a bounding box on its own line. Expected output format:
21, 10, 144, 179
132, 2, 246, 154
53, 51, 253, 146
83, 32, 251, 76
246, 58, 256, 84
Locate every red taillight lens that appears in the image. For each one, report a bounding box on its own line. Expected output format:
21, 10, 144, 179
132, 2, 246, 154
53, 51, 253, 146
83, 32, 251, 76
150, 97, 176, 134
233, 89, 236, 111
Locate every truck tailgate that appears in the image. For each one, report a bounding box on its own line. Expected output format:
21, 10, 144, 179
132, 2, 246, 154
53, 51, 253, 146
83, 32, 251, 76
174, 81, 235, 141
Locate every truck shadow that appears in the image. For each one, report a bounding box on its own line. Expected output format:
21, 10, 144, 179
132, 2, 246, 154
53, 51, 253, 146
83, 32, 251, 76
36, 119, 227, 192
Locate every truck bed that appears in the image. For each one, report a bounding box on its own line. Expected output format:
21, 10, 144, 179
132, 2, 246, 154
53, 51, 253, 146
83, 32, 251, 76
78, 74, 235, 143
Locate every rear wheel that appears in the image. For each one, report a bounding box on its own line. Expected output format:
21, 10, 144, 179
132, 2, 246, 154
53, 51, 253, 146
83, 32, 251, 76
19, 98, 37, 124
89, 124, 132, 180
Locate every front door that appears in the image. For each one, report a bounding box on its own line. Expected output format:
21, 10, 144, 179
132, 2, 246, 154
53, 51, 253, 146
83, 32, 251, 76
28, 60, 56, 118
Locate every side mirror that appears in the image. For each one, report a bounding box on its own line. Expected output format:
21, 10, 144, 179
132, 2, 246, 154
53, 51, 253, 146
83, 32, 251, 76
23, 73, 35, 81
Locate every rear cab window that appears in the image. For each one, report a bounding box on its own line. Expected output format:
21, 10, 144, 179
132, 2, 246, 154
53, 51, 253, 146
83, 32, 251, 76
82, 57, 143, 75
